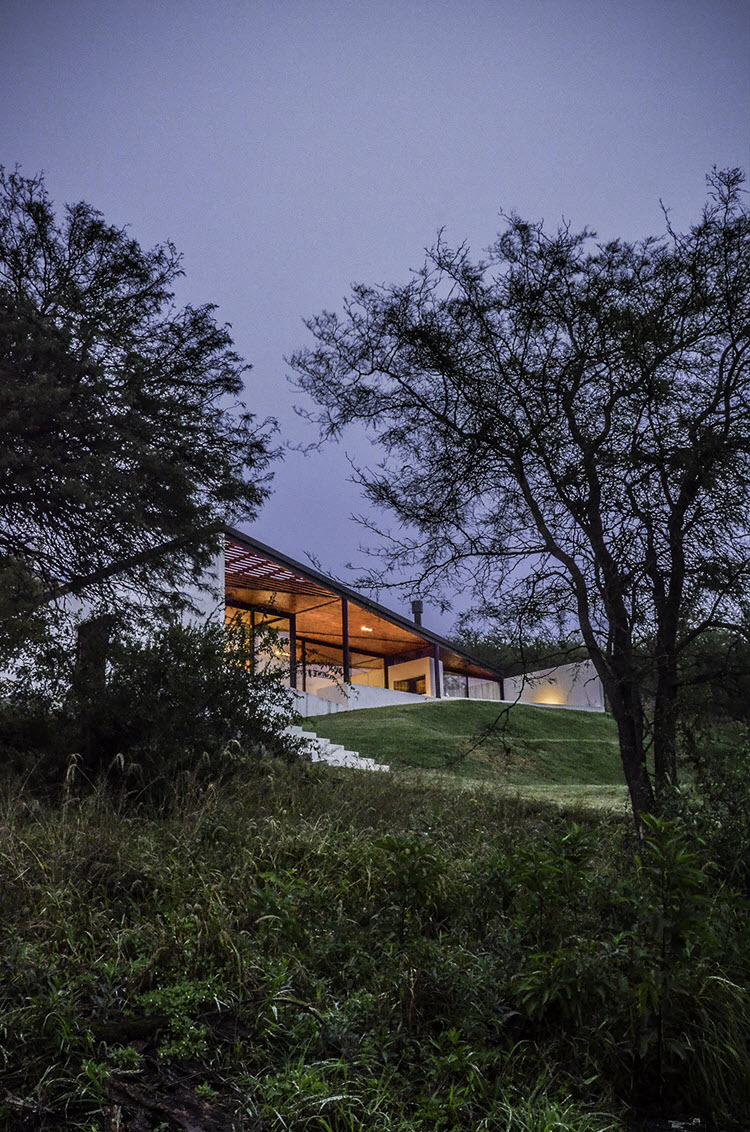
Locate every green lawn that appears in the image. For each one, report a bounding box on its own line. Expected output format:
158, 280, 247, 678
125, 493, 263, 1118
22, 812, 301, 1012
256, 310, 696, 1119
302, 699, 624, 786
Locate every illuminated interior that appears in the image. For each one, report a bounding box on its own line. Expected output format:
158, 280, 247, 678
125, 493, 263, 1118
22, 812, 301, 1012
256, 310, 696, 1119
222, 531, 504, 700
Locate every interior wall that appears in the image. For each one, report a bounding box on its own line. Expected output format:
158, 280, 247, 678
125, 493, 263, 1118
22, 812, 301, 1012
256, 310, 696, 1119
352, 665, 386, 688
387, 656, 442, 697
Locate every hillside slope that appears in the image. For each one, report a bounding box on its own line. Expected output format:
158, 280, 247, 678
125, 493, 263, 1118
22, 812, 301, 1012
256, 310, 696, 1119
302, 700, 623, 785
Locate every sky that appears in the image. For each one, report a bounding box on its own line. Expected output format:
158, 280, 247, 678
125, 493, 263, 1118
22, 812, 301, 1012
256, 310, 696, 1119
2, 0, 749, 632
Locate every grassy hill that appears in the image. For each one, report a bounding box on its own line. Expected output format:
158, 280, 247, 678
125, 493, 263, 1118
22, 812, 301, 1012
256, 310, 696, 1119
303, 699, 623, 784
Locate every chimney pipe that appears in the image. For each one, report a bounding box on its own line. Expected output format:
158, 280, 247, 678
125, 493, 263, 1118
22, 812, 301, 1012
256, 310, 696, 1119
411, 599, 423, 626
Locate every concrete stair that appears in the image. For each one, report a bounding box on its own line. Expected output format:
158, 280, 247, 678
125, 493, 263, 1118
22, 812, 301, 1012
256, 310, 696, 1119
285, 725, 389, 772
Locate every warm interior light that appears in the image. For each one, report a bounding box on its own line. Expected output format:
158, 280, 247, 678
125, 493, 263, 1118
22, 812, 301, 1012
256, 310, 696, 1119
360, 625, 373, 632
533, 687, 566, 706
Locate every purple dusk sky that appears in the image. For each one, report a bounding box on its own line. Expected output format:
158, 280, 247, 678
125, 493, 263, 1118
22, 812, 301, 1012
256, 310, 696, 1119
2, 0, 749, 632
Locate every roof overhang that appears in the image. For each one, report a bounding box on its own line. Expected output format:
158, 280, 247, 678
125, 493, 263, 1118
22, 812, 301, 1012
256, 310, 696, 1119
224, 528, 503, 682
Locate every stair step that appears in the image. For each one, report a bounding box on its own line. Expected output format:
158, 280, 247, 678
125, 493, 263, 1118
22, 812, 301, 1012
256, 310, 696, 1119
284, 725, 388, 773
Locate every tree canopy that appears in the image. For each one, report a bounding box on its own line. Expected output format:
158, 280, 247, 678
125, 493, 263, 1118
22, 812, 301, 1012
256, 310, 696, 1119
0, 167, 274, 624
291, 169, 750, 821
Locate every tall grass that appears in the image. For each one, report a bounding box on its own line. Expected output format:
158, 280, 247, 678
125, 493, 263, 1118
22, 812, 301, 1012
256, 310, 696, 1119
1, 760, 747, 1129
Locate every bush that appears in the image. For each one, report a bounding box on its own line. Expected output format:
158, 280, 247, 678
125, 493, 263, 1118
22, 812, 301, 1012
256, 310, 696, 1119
1, 711, 747, 1127
674, 735, 750, 892
0, 618, 303, 799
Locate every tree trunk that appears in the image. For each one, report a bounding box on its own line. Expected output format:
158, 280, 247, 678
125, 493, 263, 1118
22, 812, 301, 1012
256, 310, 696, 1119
581, 615, 655, 827
73, 615, 114, 776
614, 708, 655, 826
599, 669, 655, 827
653, 654, 678, 800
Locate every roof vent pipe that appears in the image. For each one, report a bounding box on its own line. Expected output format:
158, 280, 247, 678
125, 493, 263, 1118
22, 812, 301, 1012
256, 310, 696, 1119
411, 599, 423, 626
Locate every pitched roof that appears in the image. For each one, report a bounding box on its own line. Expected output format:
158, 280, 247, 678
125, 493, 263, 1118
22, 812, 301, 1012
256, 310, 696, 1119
224, 528, 504, 682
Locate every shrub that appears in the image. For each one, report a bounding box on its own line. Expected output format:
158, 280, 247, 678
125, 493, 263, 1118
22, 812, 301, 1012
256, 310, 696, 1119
0, 619, 303, 799
673, 734, 750, 892
1, 732, 747, 1126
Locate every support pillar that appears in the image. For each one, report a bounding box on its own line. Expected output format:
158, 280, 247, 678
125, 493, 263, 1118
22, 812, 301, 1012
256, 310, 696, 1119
433, 643, 442, 698
383, 657, 389, 689
289, 614, 297, 690
341, 599, 350, 683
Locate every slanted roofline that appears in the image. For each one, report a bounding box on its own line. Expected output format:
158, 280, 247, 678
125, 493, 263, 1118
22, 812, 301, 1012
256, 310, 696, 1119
223, 526, 505, 683
36, 521, 503, 689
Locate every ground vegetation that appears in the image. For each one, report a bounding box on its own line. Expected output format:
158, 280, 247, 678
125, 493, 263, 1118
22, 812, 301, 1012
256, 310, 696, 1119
0, 752, 747, 1129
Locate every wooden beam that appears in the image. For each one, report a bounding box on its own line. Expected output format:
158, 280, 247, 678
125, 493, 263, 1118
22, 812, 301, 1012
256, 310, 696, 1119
226, 598, 286, 620
294, 635, 401, 661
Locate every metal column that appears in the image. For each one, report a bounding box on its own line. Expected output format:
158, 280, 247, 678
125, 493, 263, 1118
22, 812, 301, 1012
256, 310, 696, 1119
341, 599, 350, 683
289, 614, 297, 689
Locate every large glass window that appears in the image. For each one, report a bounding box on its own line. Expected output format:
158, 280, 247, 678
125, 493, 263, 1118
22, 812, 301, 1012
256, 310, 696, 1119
393, 676, 426, 695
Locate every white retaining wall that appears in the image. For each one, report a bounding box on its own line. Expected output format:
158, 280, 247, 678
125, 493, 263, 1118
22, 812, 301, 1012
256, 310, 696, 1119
292, 684, 435, 716
503, 659, 604, 711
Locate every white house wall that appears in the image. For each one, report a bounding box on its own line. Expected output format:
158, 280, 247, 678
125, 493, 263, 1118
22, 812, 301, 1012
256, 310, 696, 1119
503, 659, 604, 711
51, 543, 226, 633
181, 544, 225, 626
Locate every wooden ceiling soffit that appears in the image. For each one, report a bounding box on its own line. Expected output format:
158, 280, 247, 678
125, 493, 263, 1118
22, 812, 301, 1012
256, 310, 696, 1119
224, 534, 504, 684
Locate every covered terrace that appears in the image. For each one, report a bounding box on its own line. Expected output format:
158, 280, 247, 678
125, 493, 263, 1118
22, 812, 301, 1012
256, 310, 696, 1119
223, 529, 504, 707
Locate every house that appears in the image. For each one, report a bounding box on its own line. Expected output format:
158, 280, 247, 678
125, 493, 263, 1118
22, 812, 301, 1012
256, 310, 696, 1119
197, 528, 604, 715
42, 525, 603, 714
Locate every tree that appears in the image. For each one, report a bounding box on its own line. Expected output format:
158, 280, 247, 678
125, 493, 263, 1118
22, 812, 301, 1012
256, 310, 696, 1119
290, 170, 750, 823
0, 167, 274, 626
452, 628, 589, 678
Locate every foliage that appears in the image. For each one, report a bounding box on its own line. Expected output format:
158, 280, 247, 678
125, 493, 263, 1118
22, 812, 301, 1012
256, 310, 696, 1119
675, 627, 750, 727
453, 629, 590, 678
0, 555, 52, 666
0, 619, 304, 797
0, 755, 747, 1129
0, 166, 275, 638
290, 169, 750, 823
670, 732, 750, 893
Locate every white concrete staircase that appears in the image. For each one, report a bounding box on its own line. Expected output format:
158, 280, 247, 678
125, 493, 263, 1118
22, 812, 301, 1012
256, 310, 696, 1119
285, 725, 389, 772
